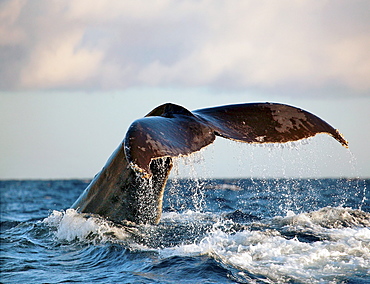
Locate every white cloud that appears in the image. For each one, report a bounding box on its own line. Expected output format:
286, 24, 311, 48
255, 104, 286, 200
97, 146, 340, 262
20, 31, 103, 88
1, 0, 369, 95
0, 0, 26, 45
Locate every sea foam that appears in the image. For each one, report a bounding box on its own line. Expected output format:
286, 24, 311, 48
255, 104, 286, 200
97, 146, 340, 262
159, 207, 370, 283
43, 209, 131, 243
42, 206, 370, 283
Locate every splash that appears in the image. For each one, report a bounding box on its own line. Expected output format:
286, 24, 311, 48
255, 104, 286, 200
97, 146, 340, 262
43, 209, 132, 243
169, 150, 209, 213
274, 206, 370, 229
41, 204, 370, 283
159, 207, 370, 283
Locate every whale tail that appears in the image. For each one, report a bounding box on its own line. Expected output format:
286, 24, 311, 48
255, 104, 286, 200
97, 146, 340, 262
125, 102, 347, 176
72, 102, 347, 224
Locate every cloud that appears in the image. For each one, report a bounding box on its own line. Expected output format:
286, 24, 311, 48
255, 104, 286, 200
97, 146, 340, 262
1, 0, 369, 96
0, 0, 25, 45
20, 30, 103, 89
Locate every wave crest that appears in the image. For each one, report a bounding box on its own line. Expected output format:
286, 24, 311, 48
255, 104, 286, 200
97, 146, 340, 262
42, 209, 132, 243
275, 206, 370, 229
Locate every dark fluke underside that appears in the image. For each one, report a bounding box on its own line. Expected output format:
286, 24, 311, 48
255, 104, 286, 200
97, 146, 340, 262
72, 102, 347, 224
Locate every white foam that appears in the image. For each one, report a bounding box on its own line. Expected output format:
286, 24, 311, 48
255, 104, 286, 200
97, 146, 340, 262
159, 208, 370, 283
42, 207, 370, 282
43, 209, 130, 243
274, 207, 370, 231
161, 210, 218, 223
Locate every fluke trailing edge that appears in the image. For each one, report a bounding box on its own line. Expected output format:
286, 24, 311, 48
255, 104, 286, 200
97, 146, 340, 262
71, 102, 348, 225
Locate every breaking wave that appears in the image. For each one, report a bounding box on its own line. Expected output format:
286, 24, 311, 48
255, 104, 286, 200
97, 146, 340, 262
43, 206, 370, 283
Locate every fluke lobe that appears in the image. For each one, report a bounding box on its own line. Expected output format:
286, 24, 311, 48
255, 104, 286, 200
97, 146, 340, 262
71, 102, 348, 225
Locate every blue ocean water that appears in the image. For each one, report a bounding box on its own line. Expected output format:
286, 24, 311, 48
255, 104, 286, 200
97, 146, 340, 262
1, 178, 369, 283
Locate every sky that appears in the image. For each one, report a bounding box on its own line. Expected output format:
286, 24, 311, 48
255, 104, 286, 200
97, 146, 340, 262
1, 0, 369, 179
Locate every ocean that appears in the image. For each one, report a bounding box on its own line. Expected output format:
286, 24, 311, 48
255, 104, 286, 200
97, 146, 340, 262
1, 178, 369, 283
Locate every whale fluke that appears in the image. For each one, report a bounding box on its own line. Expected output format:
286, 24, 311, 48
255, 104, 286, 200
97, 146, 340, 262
72, 102, 347, 224
125, 103, 347, 176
